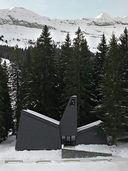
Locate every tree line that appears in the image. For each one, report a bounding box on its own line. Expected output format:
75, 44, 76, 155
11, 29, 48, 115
0, 25, 128, 144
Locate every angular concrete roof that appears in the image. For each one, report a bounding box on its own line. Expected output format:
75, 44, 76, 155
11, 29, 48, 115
24, 109, 60, 125
77, 120, 102, 132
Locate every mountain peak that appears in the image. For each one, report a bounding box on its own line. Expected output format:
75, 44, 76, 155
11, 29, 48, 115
0, 7, 127, 51
0, 6, 50, 26
94, 13, 115, 25
8, 7, 38, 14
9, 7, 26, 10
95, 13, 112, 19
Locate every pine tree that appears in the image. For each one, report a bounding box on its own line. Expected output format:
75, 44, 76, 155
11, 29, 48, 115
20, 47, 33, 109
119, 27, 128, 130
0, 59, 6, 141
99, 34, 123, 144
94, 34, 108, 112
63, 28, 94, 125
0, 59, 13, 141
30, 25, 59, 119
2, 62, 13, 134
71, 28, 83, 118
60, 33, 73, 107
79, 31, 95, 125
10, 46, 23, 130
62, 28, 82, 123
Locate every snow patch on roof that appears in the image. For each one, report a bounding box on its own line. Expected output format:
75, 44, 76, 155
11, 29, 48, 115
72, 95, 77, 98
24, 109, 60, 125
77, 120, 102, 132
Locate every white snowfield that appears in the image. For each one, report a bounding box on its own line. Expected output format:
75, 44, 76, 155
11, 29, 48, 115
0, 136, 128, 171
0, 7, 128, 51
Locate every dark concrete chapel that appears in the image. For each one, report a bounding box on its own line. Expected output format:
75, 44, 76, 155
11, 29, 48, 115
16, 95, 107, 150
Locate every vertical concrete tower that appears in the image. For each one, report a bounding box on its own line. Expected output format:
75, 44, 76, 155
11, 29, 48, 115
60, 95, 77, 145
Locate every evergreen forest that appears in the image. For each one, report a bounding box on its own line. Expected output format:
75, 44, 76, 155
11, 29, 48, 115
0, 25, 128, 145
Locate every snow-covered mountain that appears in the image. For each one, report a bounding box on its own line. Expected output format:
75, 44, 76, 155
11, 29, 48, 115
0, 7, 128, 51
94, 13, 115, 25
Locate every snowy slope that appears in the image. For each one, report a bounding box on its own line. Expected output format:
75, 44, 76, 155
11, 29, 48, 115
0, 136, 128, 161
0, 136, 128, 171
0, 7, 50, 26
0, 7, 128, 51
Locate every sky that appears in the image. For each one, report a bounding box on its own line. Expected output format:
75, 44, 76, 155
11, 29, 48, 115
0, 0, 127, 19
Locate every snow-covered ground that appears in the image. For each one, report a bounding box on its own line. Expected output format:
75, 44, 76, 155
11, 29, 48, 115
0, 136, 128, 171
1, 160, 128, 171
0, 23, 126, 52
0, 7, 127, 52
